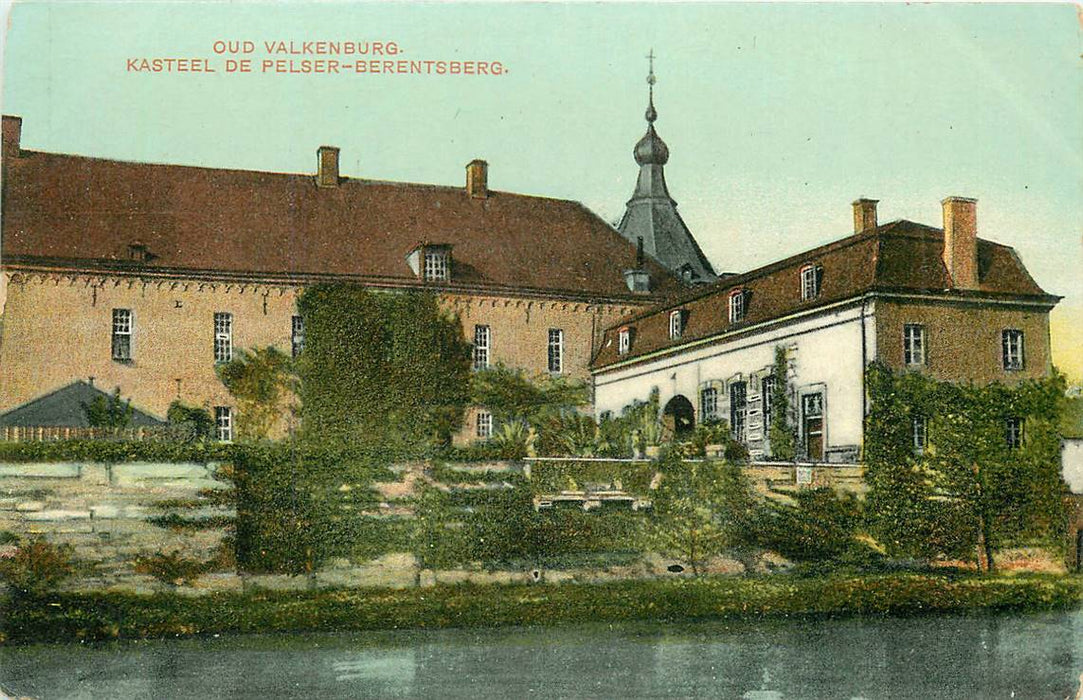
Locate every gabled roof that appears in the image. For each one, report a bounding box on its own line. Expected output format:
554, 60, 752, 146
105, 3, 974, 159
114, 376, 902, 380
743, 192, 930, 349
1, 121, 684, 301
0, 381, 166, 427
592, 220, 1059, 370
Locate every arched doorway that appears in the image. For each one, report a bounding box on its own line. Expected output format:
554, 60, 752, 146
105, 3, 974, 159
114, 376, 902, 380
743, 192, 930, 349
662, 395, 695, 441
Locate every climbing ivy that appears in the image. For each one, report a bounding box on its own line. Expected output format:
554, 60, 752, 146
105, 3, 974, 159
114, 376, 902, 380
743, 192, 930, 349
295, 285, 473, 451
767, 346, 797, 461
864, 362, 1069, 572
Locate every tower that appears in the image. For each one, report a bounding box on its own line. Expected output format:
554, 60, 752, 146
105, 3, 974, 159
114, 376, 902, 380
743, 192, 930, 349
616, 51, 716, 284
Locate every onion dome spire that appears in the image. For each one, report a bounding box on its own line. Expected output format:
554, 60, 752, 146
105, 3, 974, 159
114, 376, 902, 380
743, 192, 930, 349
634, 48, 669, 166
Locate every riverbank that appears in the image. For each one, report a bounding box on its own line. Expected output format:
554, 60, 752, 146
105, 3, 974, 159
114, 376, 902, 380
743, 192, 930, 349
3, 572, 1080, 645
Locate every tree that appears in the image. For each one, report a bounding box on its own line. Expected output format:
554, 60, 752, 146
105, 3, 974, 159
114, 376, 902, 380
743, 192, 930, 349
217, 347, 297, 441
650, 450, 757, 575
81, 387, 133, 430
296, 285, 473, 451
768, 346, 796, 461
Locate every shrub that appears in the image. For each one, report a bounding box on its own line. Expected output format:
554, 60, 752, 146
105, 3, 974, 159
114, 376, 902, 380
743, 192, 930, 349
0, 539, 75, 596
753, 488, 864, 562
231, 442, 388, 574
167, 401, 215, 442
133, 551, 207, 586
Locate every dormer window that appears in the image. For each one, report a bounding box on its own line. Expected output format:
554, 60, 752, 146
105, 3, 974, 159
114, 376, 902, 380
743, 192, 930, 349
618, 327, 631, 355
729, 289, 746, 323
127, 241, 152, 263
406, 243, 453, 282
801, 264, 823, 301
424, 248, 449, 281
669, 310, 684, 340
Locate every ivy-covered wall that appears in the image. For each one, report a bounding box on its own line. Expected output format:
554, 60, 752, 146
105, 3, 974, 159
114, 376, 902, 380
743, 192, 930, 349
864, 361, 1069, 570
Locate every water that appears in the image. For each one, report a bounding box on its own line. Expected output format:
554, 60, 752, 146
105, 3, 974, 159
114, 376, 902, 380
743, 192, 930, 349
2, 610, 1081, 699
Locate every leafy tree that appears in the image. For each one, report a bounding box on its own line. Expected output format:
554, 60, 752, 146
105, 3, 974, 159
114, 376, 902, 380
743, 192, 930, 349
217, 347, 297, 441
411, 484, 460, 582
768, 346, 797, 461
81, 387, 133, 430
650, 450, 757, 575
231, 443, 382, 575
296, 285, 473, 451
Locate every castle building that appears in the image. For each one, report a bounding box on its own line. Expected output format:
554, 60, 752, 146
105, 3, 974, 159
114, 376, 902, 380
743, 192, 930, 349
0, 115, 683, 441
615, 60, 717, 285
593, 197, 1060, 462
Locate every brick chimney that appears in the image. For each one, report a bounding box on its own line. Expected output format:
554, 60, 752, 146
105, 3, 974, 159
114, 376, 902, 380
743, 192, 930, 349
3, 115, 23, 157
852, 198, 878, 233
466, 159, 488, 198
942, 196, 978, 289
316, 146, 340, 188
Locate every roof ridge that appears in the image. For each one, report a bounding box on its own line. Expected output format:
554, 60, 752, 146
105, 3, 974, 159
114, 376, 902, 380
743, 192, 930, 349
14, 147, 591, 206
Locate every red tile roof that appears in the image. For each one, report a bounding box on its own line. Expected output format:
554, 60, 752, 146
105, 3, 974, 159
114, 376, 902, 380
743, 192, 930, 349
1, 131, 683, 301
592, 220, 1059, 369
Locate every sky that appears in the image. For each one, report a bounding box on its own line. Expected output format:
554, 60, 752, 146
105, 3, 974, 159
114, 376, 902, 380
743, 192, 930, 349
1, 1, 1080, 380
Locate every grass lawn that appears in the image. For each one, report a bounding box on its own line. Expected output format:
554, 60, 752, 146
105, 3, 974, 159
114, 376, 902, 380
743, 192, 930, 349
3, 572, 1080, 645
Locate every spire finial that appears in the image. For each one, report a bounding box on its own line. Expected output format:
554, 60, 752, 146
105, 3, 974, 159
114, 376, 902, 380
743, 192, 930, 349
645, 48, 657, 123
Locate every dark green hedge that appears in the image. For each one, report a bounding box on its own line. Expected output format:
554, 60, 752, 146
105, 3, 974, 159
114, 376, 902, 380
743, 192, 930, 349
0, 440, 236, 464
4, 573, 1079, 644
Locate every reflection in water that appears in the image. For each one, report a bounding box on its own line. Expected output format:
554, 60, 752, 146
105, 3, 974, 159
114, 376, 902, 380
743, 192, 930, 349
1, 609, 1081, 699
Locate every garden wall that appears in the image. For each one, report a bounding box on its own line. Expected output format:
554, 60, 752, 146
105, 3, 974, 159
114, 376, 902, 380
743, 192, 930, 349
0, 461, 233, 584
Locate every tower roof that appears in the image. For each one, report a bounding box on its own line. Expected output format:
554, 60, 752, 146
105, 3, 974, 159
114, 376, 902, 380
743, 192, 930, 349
617, 51, 717, 284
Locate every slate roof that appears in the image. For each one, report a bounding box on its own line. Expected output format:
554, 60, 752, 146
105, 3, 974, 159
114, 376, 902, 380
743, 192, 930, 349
0, 381, 166, 427
0, 116, 683, 301
592, 220, 1059, 370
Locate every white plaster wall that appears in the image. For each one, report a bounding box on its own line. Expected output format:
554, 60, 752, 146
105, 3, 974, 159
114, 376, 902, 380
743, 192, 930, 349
1062, 439, 1083, 494
593, 301, 874, 453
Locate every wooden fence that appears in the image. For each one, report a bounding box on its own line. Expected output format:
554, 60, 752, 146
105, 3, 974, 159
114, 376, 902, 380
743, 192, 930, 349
0, 425, 190, 443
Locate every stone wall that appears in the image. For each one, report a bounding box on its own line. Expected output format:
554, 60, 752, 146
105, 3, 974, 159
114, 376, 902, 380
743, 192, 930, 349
0, 461, 233, 583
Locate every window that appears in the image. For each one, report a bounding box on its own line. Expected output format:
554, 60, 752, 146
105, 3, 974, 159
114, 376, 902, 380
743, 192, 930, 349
291, 315, 305, 358
800, 264, 823, 301
904, 324, 926, 366
618, 328, 631, 355
111, 308, 132, 361
761, 375, 776, 429
1005, 417, 1023, 449
423, 248, 449, 281
473, 325, 491, 370
214, 406, 233, 442
669, 310, 684, 340
477, 410, 493, 439
730, 381, 748, 443
214, 312, 233, 363
1002, 329, 1024, 371
701, 387, 718, 422
729, 290, 745, 323
547, 328, 564, 374
912, 415, 928, 456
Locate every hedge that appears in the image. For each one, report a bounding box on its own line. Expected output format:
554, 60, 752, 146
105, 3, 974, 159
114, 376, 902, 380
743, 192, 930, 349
3, 573, 1079, 644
